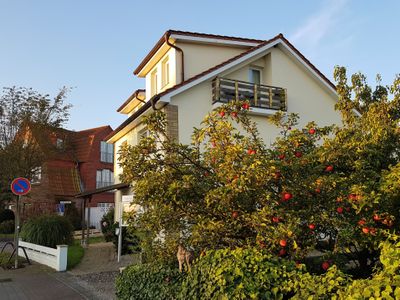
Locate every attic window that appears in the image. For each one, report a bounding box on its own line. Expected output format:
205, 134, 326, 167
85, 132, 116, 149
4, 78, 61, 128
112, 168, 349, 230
56, 138, 64, 149
249, 68, 261, 85
151, 69, 158, 96
162, 57, 170, 87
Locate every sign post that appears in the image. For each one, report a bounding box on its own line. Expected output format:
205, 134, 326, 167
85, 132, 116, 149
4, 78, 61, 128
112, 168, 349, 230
118, 195, 133, 262
10, 177, 31, 269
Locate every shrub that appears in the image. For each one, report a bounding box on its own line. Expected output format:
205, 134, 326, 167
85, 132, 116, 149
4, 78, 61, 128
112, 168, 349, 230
0, 220, 14, 234
115, 262, 183, 300
338, 239, 400, 299
0, 209, 14, 223
20, 214, 73, 248
178, 247, 301, 299
111, 223, 141, 255
100, 208, 114, 242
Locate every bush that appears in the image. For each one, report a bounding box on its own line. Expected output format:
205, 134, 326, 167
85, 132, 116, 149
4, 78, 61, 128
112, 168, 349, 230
111, 223, 141, 255
0, 209, 14, 223
116, 262, 183, 300
100, 208, 114, 242
20, 214, 73, 248
0, 220, 14, 234
178, 247, 301, 299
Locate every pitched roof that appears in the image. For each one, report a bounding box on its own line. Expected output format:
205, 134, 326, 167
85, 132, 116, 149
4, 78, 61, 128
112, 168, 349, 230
116, 89, 146, 112
133, 29, 264, 75
107, 33, 336, 141
47, 164, 82, 197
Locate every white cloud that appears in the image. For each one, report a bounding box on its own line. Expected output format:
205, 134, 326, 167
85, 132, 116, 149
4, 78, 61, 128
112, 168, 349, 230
290, 0, 348, 50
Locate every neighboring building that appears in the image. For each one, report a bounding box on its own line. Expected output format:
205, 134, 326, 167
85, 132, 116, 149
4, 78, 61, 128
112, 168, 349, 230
22, 125, 115, 228
105, 30, 343, 221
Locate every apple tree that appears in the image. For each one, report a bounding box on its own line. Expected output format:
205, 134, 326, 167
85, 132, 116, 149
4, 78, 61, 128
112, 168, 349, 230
118, 67, 400, 275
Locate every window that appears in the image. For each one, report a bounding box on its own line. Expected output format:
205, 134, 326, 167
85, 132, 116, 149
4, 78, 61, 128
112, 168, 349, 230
31, 167, 42, 184
151, 69, 158, 96
96, 169, 114, 188
100, 141, 114, 163
56, 138, 64, 149
138, 128, 149, 141
98, 202, 114, 213
249, 68, 261, 85
162, 58, 170, 87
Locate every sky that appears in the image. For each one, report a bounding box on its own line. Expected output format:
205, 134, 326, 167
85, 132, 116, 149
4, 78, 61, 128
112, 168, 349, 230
1, 0, 399, 131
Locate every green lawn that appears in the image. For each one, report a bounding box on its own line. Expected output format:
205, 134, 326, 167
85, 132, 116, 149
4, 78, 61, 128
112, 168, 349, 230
67, 241, 84, 270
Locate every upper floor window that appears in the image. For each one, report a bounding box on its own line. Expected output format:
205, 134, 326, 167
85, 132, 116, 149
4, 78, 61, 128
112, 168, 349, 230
162, 58, 170, 87
31, 166, 42, 184
96, 169, 114, 188
100, 141, 114, 163
138, 128, 149, 141
56, 138, 64, 149
151, 69, 158, 96
249, 68, 261, 85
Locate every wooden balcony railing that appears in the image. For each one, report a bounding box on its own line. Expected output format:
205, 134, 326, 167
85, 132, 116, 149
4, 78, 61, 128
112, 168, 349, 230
212, 77, 287, 111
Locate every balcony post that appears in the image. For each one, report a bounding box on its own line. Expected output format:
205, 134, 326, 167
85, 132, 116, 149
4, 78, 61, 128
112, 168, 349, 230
269, 88, 273, 109
254, 84, 258, 107
235, 81, 239, 101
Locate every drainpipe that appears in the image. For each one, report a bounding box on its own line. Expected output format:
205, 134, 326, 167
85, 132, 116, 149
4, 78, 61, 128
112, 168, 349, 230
165, 33, 184, 82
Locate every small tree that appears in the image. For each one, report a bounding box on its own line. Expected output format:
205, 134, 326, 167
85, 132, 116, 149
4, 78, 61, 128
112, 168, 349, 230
118, 67, 400, 276
0, 86, 72, 207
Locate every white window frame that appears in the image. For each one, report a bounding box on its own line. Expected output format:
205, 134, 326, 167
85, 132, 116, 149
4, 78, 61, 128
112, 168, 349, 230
56, 138, 64, 149
100, 141, 114, 163
248, 67, 262, 85
162, 57, 170, 87
151, 69, 158, 96
31, 166, 42, 184
96, 169, 114, 188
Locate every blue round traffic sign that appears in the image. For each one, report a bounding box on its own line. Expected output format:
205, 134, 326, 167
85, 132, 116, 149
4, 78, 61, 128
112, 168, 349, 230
11, 177, 31, 196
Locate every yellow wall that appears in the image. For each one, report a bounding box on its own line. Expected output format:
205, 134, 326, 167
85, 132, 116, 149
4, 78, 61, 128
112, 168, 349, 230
175, 42, 247, 80
170, 46, 341, 146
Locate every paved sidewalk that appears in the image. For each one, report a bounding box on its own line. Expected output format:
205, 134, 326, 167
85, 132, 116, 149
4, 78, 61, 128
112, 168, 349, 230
0, 263, 98, 300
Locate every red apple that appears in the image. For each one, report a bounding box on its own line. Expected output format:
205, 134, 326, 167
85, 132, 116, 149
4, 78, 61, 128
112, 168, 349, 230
278, 249, 287, 256
325, 165, 334, 172
231, 112, 238, 118
369, 228, 377, 235
358, 219, 366, 226
242, 103, 250, 110
278, 154, 285, 160
373, 214, 380, 222
272, 216, 280, 223
337, 207, 344, 214
315, 188, 321, 194
295, 151, 302, 158
349, 194, 357, 201
247, 149, 256, 155
279, 239, 287, 247
219, 111, 225, 117
362, 227, 370, 234
232, 211, 239, 219
308, 224, 316, 230
321, 261, 330, 271
274, 172, 281, 179
282, 192, 293, 201
309, 128, 316, 134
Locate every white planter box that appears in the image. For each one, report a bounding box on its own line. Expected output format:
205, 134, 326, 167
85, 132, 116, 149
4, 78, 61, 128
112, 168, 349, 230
18, 240, 68, 271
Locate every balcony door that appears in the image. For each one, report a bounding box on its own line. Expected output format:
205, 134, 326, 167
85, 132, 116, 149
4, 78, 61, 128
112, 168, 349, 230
249, 68, 261, 85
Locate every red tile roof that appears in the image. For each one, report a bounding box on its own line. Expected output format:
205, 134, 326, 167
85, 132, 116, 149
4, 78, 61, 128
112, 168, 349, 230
133, 29, 264, 75
47, 164, 82, 197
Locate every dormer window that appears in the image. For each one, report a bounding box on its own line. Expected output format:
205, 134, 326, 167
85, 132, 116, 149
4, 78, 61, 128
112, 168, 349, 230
151, 69, 158, 96
162, 58, 170, 87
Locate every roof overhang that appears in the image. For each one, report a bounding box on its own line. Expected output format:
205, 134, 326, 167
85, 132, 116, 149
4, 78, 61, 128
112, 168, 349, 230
75, 182, 130, 198
134, 30, 264, 77
117, 89, 146, 114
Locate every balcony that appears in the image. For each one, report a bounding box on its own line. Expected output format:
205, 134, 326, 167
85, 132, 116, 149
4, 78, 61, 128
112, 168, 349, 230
212, 77, 287, 111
